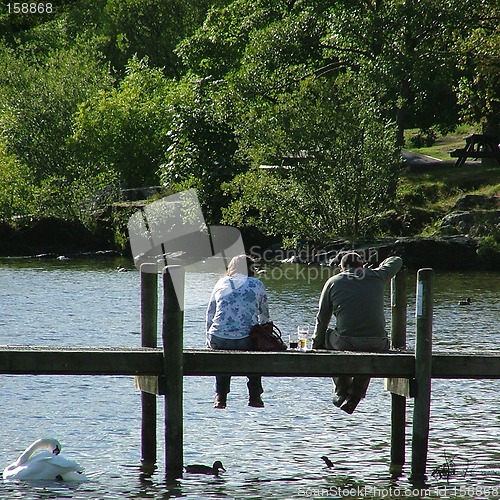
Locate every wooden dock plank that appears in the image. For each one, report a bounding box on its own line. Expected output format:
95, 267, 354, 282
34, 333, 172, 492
0, 346, 498, 379
432, 352, 500, 379
182, 350, 415, 377
0, 346, 164, 375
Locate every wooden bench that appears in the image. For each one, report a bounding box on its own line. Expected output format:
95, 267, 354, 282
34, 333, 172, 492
449, 134, 500, 167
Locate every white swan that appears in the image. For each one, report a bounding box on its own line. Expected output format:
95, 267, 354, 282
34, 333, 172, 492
3, 438, 87, 482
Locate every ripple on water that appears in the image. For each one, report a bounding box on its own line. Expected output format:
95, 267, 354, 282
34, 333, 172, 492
0, 262, 499, 499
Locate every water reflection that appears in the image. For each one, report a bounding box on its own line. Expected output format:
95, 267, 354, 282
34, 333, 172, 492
0, 258, 498, 499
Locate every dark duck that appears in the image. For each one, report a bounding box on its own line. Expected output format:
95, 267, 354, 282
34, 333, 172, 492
184, 460, 226, 476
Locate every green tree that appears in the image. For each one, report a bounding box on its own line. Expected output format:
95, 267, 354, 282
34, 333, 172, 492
176, 0, 401, 240
179, 0, 478, 143
101, 0, 215, 76
223, 72, 399, 243
0, 140, 35, 220
158, 75, 247, 222
221, 169, 316, 247
319, 0, 474, 144
71, 56, 172, 187
0, 1, 77, 45
176, 0, 286, 79
455, 0, 500, 137
0, 37, 113, 183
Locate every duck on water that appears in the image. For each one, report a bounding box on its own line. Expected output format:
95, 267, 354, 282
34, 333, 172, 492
184, 461, 226, 476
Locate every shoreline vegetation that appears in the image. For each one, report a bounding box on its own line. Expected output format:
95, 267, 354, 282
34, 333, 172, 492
2, 132, 499, 271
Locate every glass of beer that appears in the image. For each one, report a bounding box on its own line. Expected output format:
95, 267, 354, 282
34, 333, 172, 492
297, 326, 310, 351
288, 333, 299, 350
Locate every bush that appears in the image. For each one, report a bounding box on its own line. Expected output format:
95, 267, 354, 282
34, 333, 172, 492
477, 235, 500, 269
0, 141, 35, 221
396, 181, 444, 206
409, 128, 438, 148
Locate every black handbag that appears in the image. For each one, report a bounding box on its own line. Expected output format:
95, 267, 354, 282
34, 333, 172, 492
249, 322, 287, 351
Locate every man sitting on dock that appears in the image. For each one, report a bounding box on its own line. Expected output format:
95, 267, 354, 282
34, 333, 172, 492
312, 252, 403, 414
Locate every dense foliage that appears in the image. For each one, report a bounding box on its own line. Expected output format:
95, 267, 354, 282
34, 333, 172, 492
0, 0, 498, 246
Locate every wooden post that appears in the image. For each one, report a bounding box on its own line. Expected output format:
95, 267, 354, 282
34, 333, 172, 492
140, 263, 158, 468
411, 268, 433, 482
162, 265, 185, 479
390, 267, 407, 474
391, 267, 407, 348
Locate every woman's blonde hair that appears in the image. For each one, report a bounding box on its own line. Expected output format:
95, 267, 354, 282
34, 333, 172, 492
227, 254, 255, 277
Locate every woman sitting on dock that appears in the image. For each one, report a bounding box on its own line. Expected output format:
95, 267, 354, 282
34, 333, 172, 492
206, 254, 271, 409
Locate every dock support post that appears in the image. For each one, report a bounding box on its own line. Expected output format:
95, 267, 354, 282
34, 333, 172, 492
411, 268, 433, 482
162, 265, 185, 480
390, 267, 408, 473
140, 263, 158, 467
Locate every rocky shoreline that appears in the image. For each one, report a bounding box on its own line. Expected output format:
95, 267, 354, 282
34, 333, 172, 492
267, 236, 488, 271
1, 216, 498, 271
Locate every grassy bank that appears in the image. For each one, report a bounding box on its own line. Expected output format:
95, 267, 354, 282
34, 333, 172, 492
398, 128, 500, 237
404, 125, 481, 161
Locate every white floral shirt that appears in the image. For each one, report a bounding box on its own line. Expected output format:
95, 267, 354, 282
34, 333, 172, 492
206, 273, 270, 340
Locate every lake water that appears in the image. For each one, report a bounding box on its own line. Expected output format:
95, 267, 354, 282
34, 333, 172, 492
0, 257, 499, 499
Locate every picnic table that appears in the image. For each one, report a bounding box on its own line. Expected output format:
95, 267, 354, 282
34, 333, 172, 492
449, 134, 500, 167
450, 134, 500, 167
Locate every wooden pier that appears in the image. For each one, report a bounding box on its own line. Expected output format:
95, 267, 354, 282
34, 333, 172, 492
0, 264, 499, 483
1, 345, 496, 379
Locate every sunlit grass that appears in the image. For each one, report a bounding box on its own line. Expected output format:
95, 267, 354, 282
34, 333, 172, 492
401, 126, 500, 212
404, 125, 481, 160
397, 126, 499, 237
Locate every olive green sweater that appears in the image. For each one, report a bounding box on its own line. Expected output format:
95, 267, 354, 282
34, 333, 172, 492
312, 256, 403, 349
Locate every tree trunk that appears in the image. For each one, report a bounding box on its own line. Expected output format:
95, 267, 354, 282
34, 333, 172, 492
482, 118, 499, 167
396, 79, 411, 148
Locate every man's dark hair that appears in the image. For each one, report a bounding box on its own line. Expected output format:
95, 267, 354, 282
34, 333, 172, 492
340, 252, 364, 270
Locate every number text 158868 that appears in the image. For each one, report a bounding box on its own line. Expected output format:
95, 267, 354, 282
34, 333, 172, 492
7, 3, 53, 14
